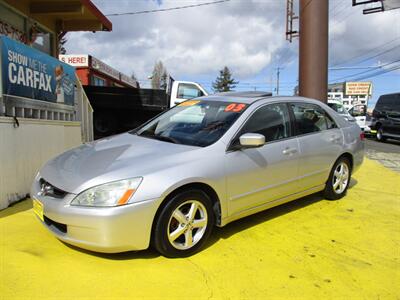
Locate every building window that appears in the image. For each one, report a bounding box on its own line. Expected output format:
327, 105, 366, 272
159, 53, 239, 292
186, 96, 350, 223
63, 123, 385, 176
0, 2, 26, 43
92, 76, 106, 86
30, 26, 52, 55
0, 2, 54, 56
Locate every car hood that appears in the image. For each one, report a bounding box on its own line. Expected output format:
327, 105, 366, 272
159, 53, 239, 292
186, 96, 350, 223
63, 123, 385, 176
40, 133, 200, 194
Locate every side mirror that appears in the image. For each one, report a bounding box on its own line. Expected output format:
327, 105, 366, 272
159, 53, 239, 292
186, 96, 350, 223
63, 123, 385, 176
239, 133, 265, 148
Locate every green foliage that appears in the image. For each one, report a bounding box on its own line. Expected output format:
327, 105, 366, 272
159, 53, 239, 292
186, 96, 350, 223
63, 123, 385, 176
58, 36, 67, 55
212, 66, 238, 92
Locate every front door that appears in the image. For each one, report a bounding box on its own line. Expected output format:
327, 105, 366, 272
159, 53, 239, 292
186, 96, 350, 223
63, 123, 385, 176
225, 102, 300, 216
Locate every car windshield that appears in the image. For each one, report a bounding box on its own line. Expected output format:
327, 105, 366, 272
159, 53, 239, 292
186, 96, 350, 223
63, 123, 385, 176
328, 102, 347, 114
131, 100, 248, 147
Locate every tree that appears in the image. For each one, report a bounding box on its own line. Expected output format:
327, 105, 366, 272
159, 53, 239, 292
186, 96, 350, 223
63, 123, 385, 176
160, 69, 168, 90
212, 66, 238, 92
151, 61, 168, 90
58, 35, 67, 55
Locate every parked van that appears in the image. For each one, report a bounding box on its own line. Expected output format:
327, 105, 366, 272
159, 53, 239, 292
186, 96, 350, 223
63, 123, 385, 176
371, 93, 400, 142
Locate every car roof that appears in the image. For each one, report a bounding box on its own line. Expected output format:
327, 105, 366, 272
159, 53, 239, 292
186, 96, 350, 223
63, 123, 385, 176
200, 91, 327, 106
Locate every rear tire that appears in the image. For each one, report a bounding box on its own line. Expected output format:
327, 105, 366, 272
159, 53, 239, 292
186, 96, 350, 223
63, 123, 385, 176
323, 157, 351, 200
153, 190, 215, 258
376, 127, 386, 142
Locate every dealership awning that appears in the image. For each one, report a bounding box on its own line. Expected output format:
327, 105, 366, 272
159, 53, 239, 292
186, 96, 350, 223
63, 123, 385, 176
22, 0, 112, 32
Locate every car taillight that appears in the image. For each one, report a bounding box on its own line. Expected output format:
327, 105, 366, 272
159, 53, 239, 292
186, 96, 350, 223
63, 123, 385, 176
360, 132, 365, 141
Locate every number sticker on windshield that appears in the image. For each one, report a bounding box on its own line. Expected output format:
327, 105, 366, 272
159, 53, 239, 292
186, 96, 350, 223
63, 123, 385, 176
179, 100, 200, 106
224, 103, 246, 112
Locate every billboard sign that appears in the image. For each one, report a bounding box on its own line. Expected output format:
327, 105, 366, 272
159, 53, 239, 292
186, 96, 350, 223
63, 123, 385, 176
59, 54, 89, 67
345, 81, 372, 96
1, 35, 75, 105
91, 56, 120, 81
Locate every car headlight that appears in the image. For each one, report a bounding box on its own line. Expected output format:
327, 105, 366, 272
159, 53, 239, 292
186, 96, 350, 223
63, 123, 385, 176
71, 177, 143, 207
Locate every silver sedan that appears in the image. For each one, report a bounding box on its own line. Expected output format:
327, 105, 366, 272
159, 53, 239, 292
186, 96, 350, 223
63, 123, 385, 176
31, 92, 364, 257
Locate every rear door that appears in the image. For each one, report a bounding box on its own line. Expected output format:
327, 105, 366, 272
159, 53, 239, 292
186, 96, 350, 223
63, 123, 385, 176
290, 102, 343, 190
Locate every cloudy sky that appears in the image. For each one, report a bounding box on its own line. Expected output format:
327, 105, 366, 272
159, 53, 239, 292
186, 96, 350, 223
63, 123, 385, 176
65, 0, 400, 104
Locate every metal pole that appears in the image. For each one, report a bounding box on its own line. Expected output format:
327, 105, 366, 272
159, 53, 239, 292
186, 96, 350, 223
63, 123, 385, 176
299, 0, 329, 102
276, 67, 280, 95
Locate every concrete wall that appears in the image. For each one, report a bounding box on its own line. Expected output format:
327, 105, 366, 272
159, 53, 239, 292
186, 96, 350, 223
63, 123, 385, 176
0, 117, 82, 209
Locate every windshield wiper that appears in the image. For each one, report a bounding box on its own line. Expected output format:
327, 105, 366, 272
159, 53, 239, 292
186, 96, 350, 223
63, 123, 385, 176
140, 133, 179, 144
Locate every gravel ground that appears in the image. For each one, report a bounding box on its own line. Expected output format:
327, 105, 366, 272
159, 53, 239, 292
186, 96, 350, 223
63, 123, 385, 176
365, 138, 400, 173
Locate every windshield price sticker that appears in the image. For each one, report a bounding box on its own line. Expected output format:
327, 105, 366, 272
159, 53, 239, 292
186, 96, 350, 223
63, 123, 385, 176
224, 103, 247, 112
179, 100, 200, 106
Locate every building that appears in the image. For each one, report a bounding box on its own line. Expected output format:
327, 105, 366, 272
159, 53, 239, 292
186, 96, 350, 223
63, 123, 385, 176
328, 82, 371, 110
59, 54, 139, 88
0, 0, 112, 209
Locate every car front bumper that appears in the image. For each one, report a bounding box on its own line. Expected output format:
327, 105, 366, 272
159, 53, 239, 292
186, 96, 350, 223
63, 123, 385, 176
31, 180, 162, 253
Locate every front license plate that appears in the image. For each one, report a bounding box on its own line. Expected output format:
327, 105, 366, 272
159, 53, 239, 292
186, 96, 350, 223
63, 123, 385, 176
33, 199, 44, 221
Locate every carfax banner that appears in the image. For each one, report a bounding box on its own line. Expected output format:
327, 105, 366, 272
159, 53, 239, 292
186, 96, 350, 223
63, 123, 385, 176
1, 35, 75, 105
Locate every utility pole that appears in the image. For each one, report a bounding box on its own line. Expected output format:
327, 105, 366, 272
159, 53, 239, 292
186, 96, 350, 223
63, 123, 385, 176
276, 67, 280, 95
299, 0, 329, 102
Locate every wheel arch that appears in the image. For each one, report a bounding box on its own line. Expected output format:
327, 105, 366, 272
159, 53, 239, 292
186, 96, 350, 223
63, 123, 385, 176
337, 152, 354, 172
150, 182, 222, 244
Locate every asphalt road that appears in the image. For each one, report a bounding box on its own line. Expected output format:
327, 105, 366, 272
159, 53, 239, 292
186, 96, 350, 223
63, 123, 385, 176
365, 137, 400, 153
365, 137, 400, 172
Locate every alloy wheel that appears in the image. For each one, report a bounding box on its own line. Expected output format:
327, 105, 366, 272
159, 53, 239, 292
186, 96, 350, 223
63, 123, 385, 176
332, 162, 349, 194
167, 200, 208, 250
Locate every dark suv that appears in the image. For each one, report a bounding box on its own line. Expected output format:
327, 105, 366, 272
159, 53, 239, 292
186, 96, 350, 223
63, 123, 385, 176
371, 93, 400, 142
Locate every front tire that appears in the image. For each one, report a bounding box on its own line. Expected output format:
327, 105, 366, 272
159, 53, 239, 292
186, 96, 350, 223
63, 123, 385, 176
153, 190, 215, 258
323, 157, 351, 200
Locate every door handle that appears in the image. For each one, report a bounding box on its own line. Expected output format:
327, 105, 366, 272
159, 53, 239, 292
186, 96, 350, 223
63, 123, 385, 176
282, 147, 297, 155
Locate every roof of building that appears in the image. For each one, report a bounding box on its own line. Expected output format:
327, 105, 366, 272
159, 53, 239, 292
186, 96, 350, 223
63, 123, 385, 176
19, 0, 112, 32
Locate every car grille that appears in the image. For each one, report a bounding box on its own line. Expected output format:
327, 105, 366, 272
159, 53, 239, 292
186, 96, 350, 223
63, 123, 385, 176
39, 178, 67, 199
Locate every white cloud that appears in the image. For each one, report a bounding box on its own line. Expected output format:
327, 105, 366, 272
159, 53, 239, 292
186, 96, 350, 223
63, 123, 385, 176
66, 0, 286, 80
65, 0, 400, 84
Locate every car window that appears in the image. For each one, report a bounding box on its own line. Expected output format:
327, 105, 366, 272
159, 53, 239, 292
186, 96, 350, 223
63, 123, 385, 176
238, 103, 291, 142
177, 83, 204, 99
376, 95, 390, 109
290, 103, 336, 135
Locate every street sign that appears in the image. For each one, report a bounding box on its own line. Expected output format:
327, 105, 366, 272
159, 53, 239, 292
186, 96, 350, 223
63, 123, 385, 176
345, 81, 372, 96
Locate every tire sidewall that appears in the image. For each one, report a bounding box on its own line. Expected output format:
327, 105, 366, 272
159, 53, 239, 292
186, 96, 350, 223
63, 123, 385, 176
376, 127, 385, 142
324, 157, 351, 200
153, 190, 215, 258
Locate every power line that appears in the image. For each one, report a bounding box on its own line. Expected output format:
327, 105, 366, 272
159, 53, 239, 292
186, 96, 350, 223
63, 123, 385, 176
330, 59, 400, 83
353, 43, 400, 65
330, 59, 400, 82
351, 65, 400, 81
331, 36, 400, 67
105, 0, 231, 16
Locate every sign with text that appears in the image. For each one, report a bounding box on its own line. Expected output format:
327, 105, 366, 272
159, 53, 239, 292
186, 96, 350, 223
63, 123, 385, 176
345, 82, 372, 96
90, 56, 120, 81
1, 35, 75, 105
59, 54, 89, 67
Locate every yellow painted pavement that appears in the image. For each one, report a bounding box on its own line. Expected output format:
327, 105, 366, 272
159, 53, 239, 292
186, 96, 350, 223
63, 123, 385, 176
0, 159, 399, 299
